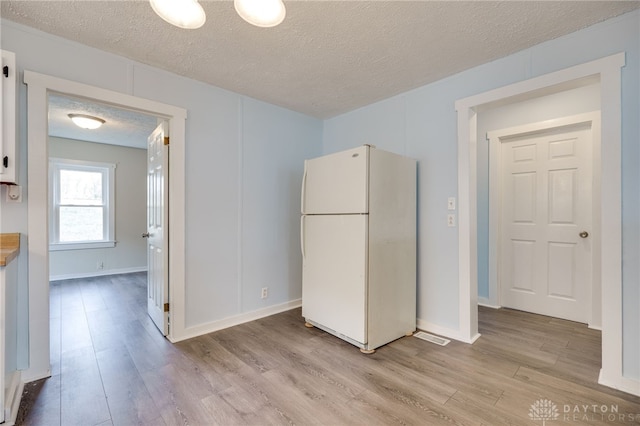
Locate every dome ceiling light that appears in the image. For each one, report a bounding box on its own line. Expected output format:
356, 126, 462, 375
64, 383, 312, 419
234, 0, 286, 28
68, 114, 106, 130
149, 0, 206, 29
149, 0, 287, 29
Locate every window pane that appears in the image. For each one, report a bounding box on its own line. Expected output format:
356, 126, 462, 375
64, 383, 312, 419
59, 206, 104, 241
60, 169, 103, 205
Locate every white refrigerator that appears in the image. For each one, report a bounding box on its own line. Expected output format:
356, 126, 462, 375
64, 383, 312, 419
301, 145, 417, 353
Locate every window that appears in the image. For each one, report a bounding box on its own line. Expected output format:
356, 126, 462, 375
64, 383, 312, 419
49, 158, 116, 250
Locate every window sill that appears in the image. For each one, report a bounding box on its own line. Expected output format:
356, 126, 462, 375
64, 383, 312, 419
49, 241, 116, 251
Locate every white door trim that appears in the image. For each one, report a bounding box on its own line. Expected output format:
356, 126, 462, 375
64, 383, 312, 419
487, 112, 601, 326
455, 52, 627, 393
23, 71, 187, 382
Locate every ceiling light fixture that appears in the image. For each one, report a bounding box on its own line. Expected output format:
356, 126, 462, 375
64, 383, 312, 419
68, 114, 106, 130
149, 0, 206, 29
234, 0, 286, 28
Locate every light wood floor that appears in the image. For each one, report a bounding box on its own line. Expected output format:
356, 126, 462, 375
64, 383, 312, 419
16, 273, 640, 425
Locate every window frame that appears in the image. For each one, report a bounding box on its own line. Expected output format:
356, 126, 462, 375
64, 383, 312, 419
49, 157, 116, 251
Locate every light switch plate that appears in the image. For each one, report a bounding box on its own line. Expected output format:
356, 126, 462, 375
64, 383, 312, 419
447, 197, 456, 211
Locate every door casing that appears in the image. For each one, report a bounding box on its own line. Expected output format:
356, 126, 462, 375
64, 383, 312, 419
24, 71, 187, 382
455, 52, 627, 393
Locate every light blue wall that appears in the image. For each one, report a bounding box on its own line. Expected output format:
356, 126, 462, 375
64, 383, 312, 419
240, 97, 321, 313
0, 21, 322, 337
323, 10, 639, 379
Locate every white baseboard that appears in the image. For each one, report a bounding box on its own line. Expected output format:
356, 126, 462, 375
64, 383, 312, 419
20, 368, 51, 385
478, 297, 501, 309
4, 371, 23, 426
621, 376, 640, 397
416, 318, 481, 344
170, 299, 302, 343
599, 369, 640, 397
49, 266, 147, 282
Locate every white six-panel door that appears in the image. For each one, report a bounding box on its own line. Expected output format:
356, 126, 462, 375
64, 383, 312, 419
147, 122, 169, 335
498, 123, 592, 323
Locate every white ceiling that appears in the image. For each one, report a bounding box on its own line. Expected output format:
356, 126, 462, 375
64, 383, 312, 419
49, 94, 158, 149
2, 1, 639, 143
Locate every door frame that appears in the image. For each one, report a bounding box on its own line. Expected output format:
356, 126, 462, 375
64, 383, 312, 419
23, 71, 187, 382
487, 112, 601, 326
455, 52, 628, 393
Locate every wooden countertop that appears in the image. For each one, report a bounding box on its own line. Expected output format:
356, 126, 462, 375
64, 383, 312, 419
0, 233, 20, 267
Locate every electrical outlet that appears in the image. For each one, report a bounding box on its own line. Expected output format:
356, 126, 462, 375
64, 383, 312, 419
447, 214, 456, 227
5, 185, 22, 203
261, 287, 268, 299
97, 261, 104, 270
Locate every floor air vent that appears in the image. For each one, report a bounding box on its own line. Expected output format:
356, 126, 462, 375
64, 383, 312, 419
413, 331, 450, 346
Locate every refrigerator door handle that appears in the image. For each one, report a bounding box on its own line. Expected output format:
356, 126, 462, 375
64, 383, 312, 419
300, 216, 306, 259
301, 162, 308, 214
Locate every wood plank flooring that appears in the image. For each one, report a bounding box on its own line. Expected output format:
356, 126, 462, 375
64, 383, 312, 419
16, 273, 640, 425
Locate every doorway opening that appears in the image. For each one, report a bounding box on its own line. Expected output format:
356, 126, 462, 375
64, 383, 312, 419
455, 53, 625, 392
24, 71, 187, 382
47, 93, 155, 283
46, 93, 162, 376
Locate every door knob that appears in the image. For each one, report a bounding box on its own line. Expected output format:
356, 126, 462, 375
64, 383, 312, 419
142, 232, 150, 238
579, 231, 589, 238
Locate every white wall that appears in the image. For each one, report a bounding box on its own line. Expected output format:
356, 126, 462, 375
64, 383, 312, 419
476, 83, 601, 301
48, 137, 147, 280
323, 10, 639, 380
0, 20, 322, 354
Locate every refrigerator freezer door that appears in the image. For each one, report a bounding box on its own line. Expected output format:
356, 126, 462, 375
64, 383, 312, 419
302, 214, 368, 344
301, 146, 368, 215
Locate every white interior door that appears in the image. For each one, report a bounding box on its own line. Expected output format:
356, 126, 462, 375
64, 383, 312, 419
146, 122, 169, 335
301, 145, 369, 215
301, 214, 368, 344
499, 124, 592, 323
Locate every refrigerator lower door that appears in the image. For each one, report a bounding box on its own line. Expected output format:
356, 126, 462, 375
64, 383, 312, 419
302, 214, 368, 344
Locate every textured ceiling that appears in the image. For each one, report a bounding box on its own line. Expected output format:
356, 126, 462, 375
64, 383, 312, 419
2, 1, 639, 122
48, 94, 158, 149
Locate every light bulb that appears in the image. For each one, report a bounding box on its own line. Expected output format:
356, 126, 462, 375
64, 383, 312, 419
150, 0, 206, 29
234, 0, 286, 28
68, 114, 105, 130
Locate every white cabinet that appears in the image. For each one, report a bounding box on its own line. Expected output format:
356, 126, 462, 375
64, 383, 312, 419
0, 260, 16, 423
0, 233, 21, 425
0, 50, 17, 184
